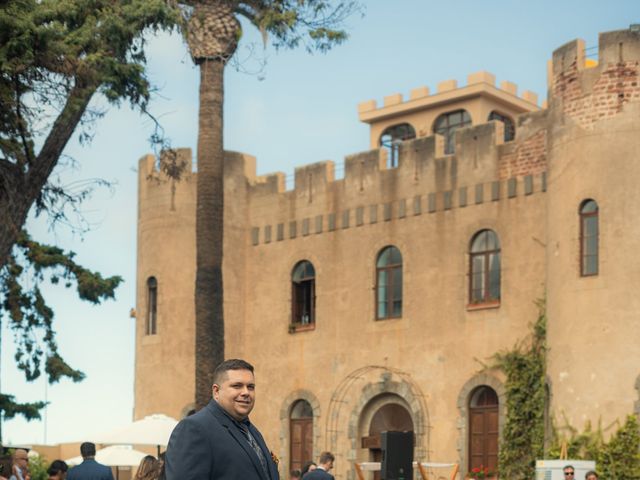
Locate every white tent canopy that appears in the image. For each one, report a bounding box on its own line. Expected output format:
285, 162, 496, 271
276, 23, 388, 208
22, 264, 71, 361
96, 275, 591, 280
66, 445, 147, 467
94, 413, 178, 448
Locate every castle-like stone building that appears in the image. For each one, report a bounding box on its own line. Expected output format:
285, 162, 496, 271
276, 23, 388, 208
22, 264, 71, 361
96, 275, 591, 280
134, 28, 640, 479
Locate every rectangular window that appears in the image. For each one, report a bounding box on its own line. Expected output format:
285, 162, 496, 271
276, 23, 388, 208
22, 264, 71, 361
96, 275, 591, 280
580, 201, 599, 276
377, 270, 388, 319
146, 283, 157, 335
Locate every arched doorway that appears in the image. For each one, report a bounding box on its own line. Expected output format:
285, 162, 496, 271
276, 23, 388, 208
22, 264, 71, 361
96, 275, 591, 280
468, 386, 499, 472
361, 402, 413, 480
290, 400, 313, 472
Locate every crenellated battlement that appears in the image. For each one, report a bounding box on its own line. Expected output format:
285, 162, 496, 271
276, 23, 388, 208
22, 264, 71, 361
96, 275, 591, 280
236, 116, 548, 246
358, 71, 540, 124
549, 27, 640, 128
247, 113, 544, 195
137, 109, 548, 250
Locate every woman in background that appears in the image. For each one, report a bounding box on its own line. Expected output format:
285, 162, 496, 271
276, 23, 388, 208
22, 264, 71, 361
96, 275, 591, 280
135, 456, 162, 480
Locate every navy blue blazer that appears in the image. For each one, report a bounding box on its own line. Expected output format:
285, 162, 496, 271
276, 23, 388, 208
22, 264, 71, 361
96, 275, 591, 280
303, 468, 334, 480
67, 458, 114, 480
165, 400, 279, 480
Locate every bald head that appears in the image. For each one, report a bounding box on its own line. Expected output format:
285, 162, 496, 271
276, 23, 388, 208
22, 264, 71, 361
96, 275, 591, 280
12, 449, 28, 471
14, 449, 27, 460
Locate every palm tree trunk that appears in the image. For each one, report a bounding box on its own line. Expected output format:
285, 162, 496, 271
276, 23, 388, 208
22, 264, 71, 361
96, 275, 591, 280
194, 58, 225, 409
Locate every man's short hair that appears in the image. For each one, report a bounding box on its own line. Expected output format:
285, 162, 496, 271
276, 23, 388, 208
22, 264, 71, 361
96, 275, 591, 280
563, 465, 575, 472
47, 460, 68, 475
80, 442, 96, 458
319, 451, 335, 464
213, 359, 254, 384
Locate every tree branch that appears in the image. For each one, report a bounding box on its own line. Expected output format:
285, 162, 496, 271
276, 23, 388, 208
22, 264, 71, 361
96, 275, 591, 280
26, 78, 97, 201
14, 76, 33, 171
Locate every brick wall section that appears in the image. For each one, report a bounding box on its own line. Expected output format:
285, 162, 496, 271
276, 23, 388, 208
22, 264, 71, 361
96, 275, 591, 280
554, 60, 640, 129
498, 130, 547, 179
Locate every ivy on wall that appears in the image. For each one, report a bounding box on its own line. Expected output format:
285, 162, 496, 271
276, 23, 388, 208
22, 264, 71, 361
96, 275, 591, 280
491, 300, 547, 479
490, 299, 640, 479
549, 415, 640, 479
599, 415, 640, 478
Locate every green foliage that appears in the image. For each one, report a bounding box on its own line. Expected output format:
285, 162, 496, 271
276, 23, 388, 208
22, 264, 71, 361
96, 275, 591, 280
26, 454, 48, 480
492, 300, 547, 479
0, 0, 180, 436
0, 393, 45, 421
547, 417, 606, 460
0, 0, 182, 220
230, 0, 361, 53
547, 415, 640, 479
2, 231, 122, 384
598, 415, 640, 479
0, 231, 122, 428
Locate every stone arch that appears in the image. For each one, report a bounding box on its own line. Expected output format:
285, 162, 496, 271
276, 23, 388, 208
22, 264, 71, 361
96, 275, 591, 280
343, 370, 428, 480
456, 373, 506, 473
279, 389, 322, 472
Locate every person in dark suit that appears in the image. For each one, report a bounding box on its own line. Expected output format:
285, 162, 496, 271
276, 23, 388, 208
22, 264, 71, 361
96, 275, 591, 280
164, 359, 279, 480
302, 452, 334, 480
67, 443, 113, 480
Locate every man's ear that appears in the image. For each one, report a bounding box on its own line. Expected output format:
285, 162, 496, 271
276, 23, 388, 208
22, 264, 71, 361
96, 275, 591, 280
212, 384, 220, 400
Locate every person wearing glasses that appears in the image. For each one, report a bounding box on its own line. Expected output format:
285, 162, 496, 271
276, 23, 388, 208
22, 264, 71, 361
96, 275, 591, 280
9, 449, 30, 480
585, 471, 598, 480
562, 466, 575, 479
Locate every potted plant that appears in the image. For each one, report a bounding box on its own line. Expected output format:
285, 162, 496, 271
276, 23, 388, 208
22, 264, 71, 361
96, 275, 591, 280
466, 465, 498, 479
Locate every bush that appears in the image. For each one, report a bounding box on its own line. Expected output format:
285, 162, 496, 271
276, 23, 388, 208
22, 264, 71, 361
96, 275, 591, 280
548, 415, 640, 479
598, 415, 640, 479
27, 454, 48, 480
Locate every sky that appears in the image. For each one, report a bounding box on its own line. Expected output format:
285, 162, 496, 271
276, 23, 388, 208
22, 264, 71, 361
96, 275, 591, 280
2, 0, 639, 447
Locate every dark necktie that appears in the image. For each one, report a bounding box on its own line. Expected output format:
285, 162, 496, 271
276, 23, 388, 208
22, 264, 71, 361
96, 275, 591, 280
240, 423, 270, 479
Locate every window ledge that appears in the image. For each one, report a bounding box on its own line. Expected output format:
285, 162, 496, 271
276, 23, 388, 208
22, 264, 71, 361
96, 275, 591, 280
288, 323, 316, 334
141, 334, 161, 345
466, 301, 500, 311
375, 315, 402, 321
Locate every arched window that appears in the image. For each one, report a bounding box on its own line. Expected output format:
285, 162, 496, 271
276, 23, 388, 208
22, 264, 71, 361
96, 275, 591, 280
376, 246, 403, 319
146, 276, 158, 335
469, 230, 501, 304
580, 199, 599, 276
292, 261, 315, 327
434, 109, 472, 154
379, 123, 416, 168
290, 400, 313, 472
468, 386, 499, 473
488, 111, 515, 142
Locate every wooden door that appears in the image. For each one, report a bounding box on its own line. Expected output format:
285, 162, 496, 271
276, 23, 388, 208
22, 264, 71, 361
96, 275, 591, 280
469, 387, 499, 471
290, 399, 314, 472
290, 418, 313, 471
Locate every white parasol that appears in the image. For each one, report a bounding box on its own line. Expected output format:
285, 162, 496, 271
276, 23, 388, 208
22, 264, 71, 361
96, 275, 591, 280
94, 413, 178, 455
66, 445, 148, 480
66, 445, 147, 467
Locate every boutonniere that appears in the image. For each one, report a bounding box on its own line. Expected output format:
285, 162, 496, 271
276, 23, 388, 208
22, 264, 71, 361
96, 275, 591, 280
270, 451, 279, 466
